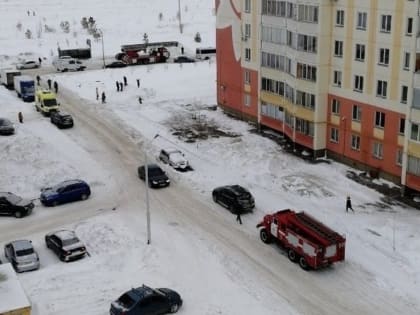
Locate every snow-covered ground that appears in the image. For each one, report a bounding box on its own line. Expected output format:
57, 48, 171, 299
1, 1, 420, 315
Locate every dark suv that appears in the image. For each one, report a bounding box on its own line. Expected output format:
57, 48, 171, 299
45, 230, 87, 262
0, 192, 34, 218
40, 179, 91, 206
50, 111, 74, 129
212, 185, 255, 213
137, 164, 170, 188
110, 285, 182, 315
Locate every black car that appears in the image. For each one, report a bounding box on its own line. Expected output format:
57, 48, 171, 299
173, 55, 195, 63
105, 61, 128, 68
50, 111, 74, 129
212, 185, 255, 213
0, 118, 15, 135
110, 285, 182, 315
138, 164, 170, 188
45, 230, 87, 262
0, 192, 34, 218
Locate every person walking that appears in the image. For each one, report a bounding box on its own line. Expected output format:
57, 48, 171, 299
47, 79, 52, 90
116, 81, 119, 92
53, 81, 58, 93
181, 46, 184, 54
346, 196, 355, 213
36, 75, 40, 86
119, 82, 124, 92
96, 87, 99, 100
138, 96, 143, 104
101, 91, 106, 103
38, 57, 42, 65
136, 78, 140, 88
236, 210, 242, 225
123, 76, 127, 86
18, 112, 23, 124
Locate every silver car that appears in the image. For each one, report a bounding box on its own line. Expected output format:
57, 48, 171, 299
4, 240, 40, 272
159, 148, 190, 170
16, 60, 39, 70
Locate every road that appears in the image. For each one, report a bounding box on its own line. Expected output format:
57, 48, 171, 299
1, 65, 418, 314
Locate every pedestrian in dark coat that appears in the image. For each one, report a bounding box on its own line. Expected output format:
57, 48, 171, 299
116, 81, 119, 92
96, 87, 99, 100
236, 210, 242, 225
123, 76, 127, 86
36, 75, 41, 86
101, 91, 106, 103
138, 96, 142, 104
47, 79, 52, 90
53, 81, 58, 93
38, 57, 42, 65
120, 82, 124, 91
136, 79, 140, 88
18, 112, 23, 123
181, 46, 184, 54
346, 196, 354, 212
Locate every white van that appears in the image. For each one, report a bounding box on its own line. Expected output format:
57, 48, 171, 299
52, 57, 86, 72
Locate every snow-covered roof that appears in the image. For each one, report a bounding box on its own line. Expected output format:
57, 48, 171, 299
0, 263, 31, 313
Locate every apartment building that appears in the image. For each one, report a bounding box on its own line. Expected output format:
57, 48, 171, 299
215, 0, 420, 194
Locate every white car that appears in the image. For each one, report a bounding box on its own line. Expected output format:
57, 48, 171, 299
159, 148, 191, 171
16, 60, 39, 70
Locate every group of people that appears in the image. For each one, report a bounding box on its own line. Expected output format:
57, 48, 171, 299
95, 87, 106, 103
36, 76, 59, 94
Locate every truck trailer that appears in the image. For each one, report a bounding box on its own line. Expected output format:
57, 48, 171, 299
256, 209, 346, 270
0, 68, 22, 90
14, 75, 35, 102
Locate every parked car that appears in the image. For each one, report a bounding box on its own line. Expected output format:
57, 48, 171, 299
173, 55, 195, 63
0, 118, 15, 135
0, 192, 34, 218
40, 179, 91, 207
4, 240, 40, 272
212, 185, 255, 213
159, 148, 190, 171
16, 60, 39, 70
110, 284, 182, 315
137, 164, 170, 188
50, 111, 74, 129
105, 61, 128, 68
45, 230, 87, 262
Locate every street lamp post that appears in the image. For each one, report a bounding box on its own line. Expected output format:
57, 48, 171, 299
98, 29, 105, 68
178, 0, 183, 33
145, 134, 159, 245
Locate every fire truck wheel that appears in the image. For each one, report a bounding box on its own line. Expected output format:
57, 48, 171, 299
260, 229, 272, 244
299, 257, 310, 270
287, 249, 298, 262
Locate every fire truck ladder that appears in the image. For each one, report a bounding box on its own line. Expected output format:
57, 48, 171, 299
296, 212, 339, 242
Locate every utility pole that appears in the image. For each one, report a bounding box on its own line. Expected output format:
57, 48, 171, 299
178, 0, 183, 33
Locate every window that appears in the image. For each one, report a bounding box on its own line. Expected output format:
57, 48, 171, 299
336, 10, 344, 26
401, 85, 408, 104
331, 99, 340, 114
334, 41, 343, 57
245, 48, 251, 61
330, 127, 339, 142
357, 12, 367, 30
296, 63, 317, 81
403, 52, 410, 70
373, 142, 383, 159
375, 111, 386, 128
406, 17, 413, 35
244, 70, 250, 84
333, 71, 342, 87
244, 94, 251, 107
351, 134, 360, 150
400, 118, 405, 134
355, 44, 365, 61
297, 4, 319, 23
396, 149, 403, 166
244, 23, 251, 38
408, 156, 420, 175
377, 80, 388, 98
411, 123, 420, 141
379, 48, 390, 65
381, 15, 392, 33
244, 0, 251, 13
354, 75, 364, 92
352, 104, 361, 121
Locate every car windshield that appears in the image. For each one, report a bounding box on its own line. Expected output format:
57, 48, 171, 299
44, 99, 58, 107
62, 237, 79, 246
148, 167, 164, 176
118, 293, 136, 308
5, 193, 22, 204
16, 248, 34, 256
0, 119, 12, 127
170, 152, 185, 163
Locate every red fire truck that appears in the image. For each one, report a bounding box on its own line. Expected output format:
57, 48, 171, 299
121, 47, 169, 65
256, 209, 346, 270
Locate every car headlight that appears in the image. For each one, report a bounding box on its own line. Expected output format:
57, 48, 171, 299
166, 179, 170, 183
152, 180, 158, 184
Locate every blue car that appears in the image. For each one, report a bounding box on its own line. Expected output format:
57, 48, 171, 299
40, 179, 91, 207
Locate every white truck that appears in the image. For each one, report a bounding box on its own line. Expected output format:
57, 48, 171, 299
52, 56, 86, 72
0, 68, 22, 89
